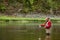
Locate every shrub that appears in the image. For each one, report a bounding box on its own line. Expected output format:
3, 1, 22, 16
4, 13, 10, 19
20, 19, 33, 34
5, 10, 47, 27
0, 3, 6, 12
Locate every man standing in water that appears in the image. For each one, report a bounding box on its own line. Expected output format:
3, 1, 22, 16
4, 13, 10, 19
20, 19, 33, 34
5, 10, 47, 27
41, 17, 52, 38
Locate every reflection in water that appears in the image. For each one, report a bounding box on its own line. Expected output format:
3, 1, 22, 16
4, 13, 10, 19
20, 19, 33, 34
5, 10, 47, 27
38, 35, 51, 40
0, 22, 60, 40
45, 35, 51, 40
38, 38, 41, 40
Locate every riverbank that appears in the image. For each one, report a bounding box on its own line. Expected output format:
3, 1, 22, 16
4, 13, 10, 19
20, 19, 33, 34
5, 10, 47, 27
0, 15, 60, 20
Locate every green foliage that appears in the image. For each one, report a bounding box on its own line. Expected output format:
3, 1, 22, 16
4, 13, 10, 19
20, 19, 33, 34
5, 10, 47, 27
0, 3, 6, 12
30, 0, 34, 5
0, 0, 3, 2
0, 0, 60, 13
8, 0, 16, 3
23, 8, 29, 13
16, 0, 23, 3
47, 0, 57, 9
34, 0, 60, 13
23, 0, 32, 8
53, 0, 60, 8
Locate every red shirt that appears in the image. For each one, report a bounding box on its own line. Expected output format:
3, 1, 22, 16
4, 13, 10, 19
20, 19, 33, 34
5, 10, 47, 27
45, 20, 51, 29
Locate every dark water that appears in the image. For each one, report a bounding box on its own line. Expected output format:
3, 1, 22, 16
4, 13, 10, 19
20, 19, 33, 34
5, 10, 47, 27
0, 22, 60, 40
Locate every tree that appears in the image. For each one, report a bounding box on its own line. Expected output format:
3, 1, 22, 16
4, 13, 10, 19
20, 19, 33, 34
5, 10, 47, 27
36, 0, 60, 14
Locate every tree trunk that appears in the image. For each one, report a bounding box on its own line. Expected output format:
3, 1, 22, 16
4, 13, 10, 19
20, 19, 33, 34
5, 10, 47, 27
50, 8, 54, 17
50, 8, 53, 15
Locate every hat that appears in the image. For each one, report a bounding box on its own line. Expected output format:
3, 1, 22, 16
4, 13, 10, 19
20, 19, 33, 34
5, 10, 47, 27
46, 17, 50, 20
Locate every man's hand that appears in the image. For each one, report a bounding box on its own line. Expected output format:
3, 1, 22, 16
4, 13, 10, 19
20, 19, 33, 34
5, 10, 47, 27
39, 25, 41, 28
41, 24, 45, 27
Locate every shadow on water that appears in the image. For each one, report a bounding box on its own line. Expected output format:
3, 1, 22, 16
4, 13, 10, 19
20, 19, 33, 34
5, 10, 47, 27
0, 22, 60, 40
